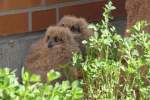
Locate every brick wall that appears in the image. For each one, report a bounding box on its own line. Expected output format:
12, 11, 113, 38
0, 0, 126, 36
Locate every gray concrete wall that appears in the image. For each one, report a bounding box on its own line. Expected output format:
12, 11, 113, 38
0, 17, 126, 77
0, 32, 44, 77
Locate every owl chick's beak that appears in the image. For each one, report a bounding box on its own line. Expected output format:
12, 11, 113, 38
48, 41, 54, 48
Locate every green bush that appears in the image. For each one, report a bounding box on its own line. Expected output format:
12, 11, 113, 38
0, 68, 83, 100
73, 1, 150, 100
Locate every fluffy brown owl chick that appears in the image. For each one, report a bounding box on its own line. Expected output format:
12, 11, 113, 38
57, 15, 93, 56
24, 26, 80, 81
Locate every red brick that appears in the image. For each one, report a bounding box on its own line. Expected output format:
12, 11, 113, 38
0, 13, 28, 36
59, 1, 106, 22
47, 0, 75, 4
32, 9, 56, 31
0, 0, 42, 11
112, 0, 126, 17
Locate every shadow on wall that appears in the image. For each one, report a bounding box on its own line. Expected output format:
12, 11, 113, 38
111, 17, 127, 36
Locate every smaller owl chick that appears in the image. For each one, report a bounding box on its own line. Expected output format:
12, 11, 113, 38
57, 15, 93, 56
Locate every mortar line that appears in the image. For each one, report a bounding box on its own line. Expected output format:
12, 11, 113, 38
28, 10, 32, 32
56, 7, 59, 23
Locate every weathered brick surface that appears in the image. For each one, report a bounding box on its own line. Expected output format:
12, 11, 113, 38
0, 0, 42, 10
112, 0, 126, 17
46, 0, 75, 4
59, 1, 106, 22
0, 13, 28, 36
32, 9, 56, 32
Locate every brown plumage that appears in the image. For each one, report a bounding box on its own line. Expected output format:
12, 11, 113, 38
57, 15, 93, 56
24, 26, 81, 81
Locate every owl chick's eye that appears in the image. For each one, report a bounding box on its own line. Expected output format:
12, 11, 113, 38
71, 26, 80, 33
61, 23, 65, 26
70, 26, 75, 32
60, 38, 63, 41
54, 37, 59, 42
47, 36, 50, 42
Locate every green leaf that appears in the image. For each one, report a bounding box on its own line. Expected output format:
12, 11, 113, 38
127, 66, 136, 74
47, 70, 61, 82
30, 74, 41, 82
61, 81, 70, 91
22, 71, 30, 84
